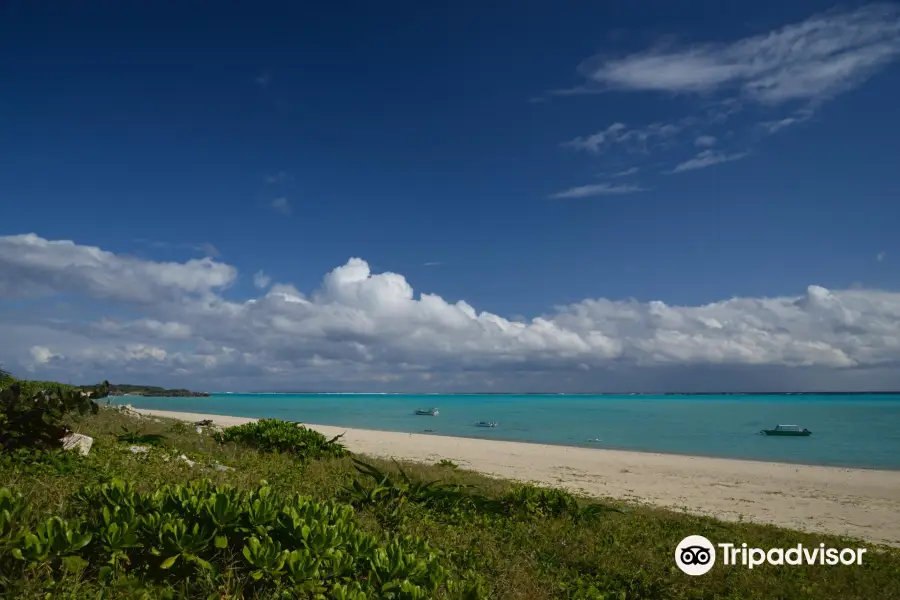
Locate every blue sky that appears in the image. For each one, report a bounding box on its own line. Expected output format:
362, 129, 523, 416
1, 1, 899, 392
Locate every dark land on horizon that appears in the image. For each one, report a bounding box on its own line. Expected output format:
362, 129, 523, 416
101, 384, 210, 397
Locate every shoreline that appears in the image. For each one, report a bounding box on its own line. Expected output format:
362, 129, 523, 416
110, 399, 899, 471
132, 408, 900, 547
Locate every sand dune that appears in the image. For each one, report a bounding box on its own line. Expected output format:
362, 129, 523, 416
133, 408, 900, 547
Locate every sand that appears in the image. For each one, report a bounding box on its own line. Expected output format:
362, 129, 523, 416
132, 408, 900, 547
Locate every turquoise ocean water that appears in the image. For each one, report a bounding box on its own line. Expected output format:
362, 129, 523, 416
111, 394, 900, 470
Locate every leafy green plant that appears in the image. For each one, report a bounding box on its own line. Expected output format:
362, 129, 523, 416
474, 485, 623, 523
242, 535, 287, 580
344, 459, 620, 529
0, 488, 28, 556
9, 477, 477, 597
153, 518, 216, 571
438, 459, 459, 469
345, 459, 475, 527
502, 485, 580, 518
213, 418, 347, 460
97, 515, 142, 571
0, 380, 108, 451
11, 516, 92, 572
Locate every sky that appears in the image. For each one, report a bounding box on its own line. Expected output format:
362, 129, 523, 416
1, 0, 899, 392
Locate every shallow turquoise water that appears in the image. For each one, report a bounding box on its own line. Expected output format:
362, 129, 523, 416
111, 394, 900, 470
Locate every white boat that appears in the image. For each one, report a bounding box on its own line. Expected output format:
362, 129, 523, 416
476, 421, 497, 428
414, 408, 439, 416
760, 424, 811, 436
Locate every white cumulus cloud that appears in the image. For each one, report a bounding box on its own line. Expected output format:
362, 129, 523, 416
0, 233, 236, 302
30, 346, 62, 365
3, 234, 900, 392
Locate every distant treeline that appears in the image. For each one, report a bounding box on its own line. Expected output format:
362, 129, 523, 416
106, 384, 210, 397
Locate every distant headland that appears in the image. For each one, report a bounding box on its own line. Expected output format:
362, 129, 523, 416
103, 384, 210, 397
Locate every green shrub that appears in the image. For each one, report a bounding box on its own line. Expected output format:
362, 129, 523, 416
0, 367, 11, 390
344, 459, 474, 527
0, 488, 28, 555
0, 479, 482, 599
0, 381, 108, 452
167, 421, 191, 435
344, 459, 623, 530
502, 485, 580, 518
214, 419, 347, 460
469, 485, 623, 524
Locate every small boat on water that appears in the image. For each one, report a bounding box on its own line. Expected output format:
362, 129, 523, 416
414, 408, 439, 416
760, 424, 811, 436
476, 421, 497, 428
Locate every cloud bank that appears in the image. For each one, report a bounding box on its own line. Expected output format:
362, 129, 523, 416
2, 234, 899, 392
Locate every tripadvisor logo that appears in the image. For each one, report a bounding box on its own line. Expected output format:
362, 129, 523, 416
675, 535, 867, 576
675, 535, 716, 575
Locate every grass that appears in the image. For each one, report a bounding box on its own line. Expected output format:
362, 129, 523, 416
2, 407, 899, 599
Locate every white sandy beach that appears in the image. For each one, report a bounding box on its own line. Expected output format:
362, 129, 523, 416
133, 408, 900, 547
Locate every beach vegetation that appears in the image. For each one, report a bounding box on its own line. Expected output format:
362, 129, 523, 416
344, 459, 623, 529
167, 421, 193, 436
0, 367, 11, 388
488, 485, 623, 523
0, 378, 898, 599
213, 418, 348, 460
1, 477, 479, 598
343, 458, 479, 528
0, 377, 107, 452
